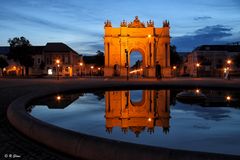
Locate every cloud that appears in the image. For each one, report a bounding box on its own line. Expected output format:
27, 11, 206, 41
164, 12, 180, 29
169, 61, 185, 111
171, 25, 237, 51
68, 41, 104, 55
194, 16, 212, 21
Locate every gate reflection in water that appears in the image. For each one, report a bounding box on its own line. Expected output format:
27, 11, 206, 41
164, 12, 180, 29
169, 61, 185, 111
29, 89, 240, 155
105, 90, 170, 136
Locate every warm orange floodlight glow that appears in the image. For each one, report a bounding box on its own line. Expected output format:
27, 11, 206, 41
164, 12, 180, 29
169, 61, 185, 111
129, 68, 143, 74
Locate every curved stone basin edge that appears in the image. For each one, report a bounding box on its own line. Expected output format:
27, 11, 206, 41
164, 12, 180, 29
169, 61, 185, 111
7, 80, 240, 160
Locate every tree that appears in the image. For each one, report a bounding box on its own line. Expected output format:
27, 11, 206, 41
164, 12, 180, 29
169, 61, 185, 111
8, 37, 34, 75
170, 45, 182, 66
96, 50, 104, 56
234, 53, 240, 68
0, 57, 8, 76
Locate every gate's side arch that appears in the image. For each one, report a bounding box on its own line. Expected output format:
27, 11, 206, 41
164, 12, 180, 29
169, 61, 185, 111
104, 16, 171, 78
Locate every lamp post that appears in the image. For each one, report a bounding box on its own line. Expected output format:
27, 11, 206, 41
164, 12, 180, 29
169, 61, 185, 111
196, 63, 200, 78
226, 59, 232, 80
90, 66, 94, 77
172, 65, 177, 77
125, 49, 129, 80
56, 59, 60, 80
79, 62, 83, 77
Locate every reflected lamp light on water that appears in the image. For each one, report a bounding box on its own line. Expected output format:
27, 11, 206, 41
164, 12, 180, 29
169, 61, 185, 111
56, 96, 61, 101
226, 96, 231, 101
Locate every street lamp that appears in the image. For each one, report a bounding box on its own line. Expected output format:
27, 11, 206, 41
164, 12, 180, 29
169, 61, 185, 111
79, 62, 83, 77
125, 49, 129, 80
55, 59, 60, 80
196, 63, 200, 78
227, 60, 232, 65
90, 66, 94, 77
98, 67, 101, 76
225, 59, 232, 80
172, 65, 177, 77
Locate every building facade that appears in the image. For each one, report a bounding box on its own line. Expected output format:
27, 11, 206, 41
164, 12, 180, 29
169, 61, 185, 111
183, 45, 240, 77
0, 43, 82, 77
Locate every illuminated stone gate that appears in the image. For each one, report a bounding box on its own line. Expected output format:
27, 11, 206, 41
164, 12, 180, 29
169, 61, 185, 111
105, 90, 170, 136
104, 16, 171, 78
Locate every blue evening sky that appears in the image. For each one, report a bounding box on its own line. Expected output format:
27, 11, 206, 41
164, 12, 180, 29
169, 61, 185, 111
0, 0, 240, 55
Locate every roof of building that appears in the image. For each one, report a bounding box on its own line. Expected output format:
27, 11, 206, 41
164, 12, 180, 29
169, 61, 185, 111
30, 46, 45, 55
194, 45, 240, 52
1, 43, 80, 56
83, 55, 104, 66
44, 43, 79, 55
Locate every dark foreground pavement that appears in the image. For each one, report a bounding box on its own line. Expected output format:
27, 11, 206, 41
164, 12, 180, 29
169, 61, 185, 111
1, 78, 240, 160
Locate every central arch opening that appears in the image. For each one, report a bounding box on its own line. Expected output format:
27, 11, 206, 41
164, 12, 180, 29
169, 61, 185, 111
130, 51, 143, 78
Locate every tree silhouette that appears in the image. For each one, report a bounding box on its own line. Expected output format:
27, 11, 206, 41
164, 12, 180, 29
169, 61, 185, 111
0, 57, 8, 76
234, 53, 240, 68
8, 37, 33, 76
170, 45, 182, 66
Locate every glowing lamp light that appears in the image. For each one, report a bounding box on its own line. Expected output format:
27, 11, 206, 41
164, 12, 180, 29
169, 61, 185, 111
56, 59, 60, 64
224, 68, 227, 73
226, 96, 231, 101
227, 60, 232, 64
195, 89, 200, 94
148, 118, 152, 122
13, 66, 16, 70
56, 96, 61, 101
196, 63, 200, 67
91, 66, 94, 69
148, 34, 151, 38
3, 68, 6, 71
98, 67, 101, 70
173, 66, 177, 70
79, 62, 83, 66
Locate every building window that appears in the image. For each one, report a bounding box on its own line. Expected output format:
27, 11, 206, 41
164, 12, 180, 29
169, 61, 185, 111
38, 58, 41, 64
65, 67, 69, 72
48, 68, 53, 75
